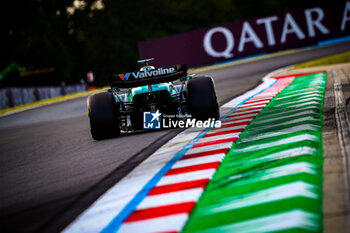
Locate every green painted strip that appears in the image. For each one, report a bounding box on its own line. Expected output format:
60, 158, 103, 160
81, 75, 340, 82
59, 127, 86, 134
254, 106, 320, 120
182, 73, 326, 233
185, 210, 320, 233
253, 110, 319, 124
240, 124, 320, 143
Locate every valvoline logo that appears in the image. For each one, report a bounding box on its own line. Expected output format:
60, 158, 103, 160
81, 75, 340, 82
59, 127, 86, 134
119, 73, 130, 80
118, 67, 176, 81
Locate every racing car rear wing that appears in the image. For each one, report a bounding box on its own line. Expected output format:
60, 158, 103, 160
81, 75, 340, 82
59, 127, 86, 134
109, 64, 187, 88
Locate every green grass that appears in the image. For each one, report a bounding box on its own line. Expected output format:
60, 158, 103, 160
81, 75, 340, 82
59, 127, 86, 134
294, 50, 350, 69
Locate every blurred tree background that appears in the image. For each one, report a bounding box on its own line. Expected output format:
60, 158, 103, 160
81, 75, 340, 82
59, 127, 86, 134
0, 0, 333, 87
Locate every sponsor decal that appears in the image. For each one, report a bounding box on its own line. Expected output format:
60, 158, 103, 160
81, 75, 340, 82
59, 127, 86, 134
119, 67, 176, 80
119, 73, 130, 80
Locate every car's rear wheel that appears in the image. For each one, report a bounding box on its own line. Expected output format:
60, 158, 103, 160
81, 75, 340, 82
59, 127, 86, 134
87, 92, 120, 140
186, 76, 220, 121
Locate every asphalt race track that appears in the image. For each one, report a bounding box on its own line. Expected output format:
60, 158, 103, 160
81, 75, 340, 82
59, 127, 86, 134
1, 41, 350, 232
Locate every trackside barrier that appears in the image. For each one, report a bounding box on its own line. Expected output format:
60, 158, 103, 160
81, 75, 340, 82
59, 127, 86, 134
139, 1, 350, 67
0, 84, 89, 110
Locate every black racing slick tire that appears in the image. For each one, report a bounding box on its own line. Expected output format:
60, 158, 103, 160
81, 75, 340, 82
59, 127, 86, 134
186, 76, 220, 121
87, 92, 120, 140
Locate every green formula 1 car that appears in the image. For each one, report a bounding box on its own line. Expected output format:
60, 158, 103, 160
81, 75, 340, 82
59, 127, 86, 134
87, 58, 219, 140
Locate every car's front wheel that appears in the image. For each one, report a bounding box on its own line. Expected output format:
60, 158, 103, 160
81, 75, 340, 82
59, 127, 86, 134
87, 92, 120, 140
